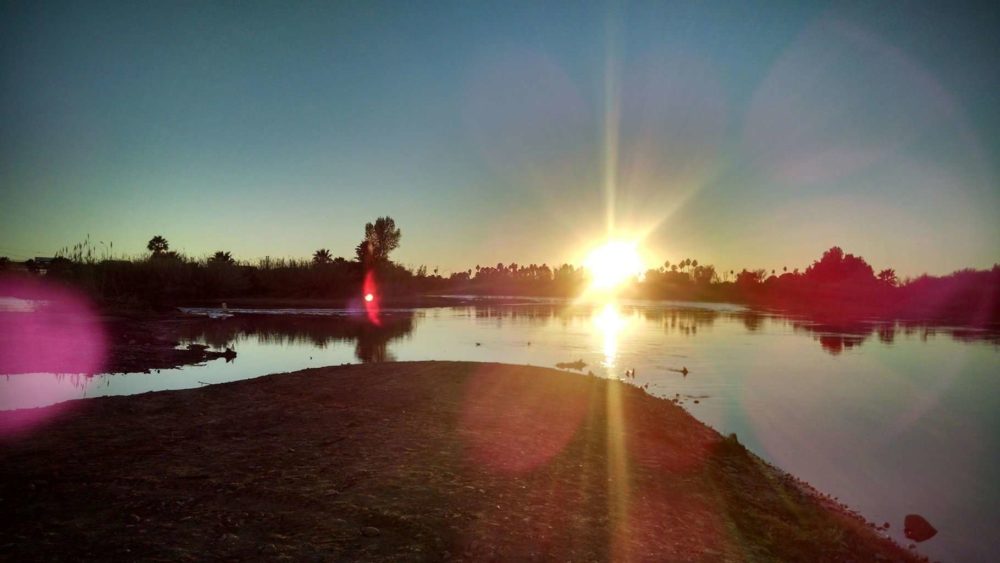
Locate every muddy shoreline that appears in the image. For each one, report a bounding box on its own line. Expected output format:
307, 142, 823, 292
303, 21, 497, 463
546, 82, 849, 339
0, 362, 921, 561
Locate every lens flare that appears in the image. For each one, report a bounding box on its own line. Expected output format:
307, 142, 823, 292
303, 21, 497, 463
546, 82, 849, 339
362, 272, 380, 326
0, 276, 107, 438
593, 303, 627, 369
460, 364, 588, 474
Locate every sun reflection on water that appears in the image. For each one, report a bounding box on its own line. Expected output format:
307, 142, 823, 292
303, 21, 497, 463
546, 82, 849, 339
593, 303, 627, 370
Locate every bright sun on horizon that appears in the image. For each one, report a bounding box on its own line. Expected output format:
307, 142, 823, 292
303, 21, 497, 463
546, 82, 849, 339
583, 241, 645, 291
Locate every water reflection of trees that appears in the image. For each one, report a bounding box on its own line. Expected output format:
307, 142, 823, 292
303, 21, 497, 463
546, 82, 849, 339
466, 304, 563, 325
462, 304, 727, 335
639, 307, 719, 336
174, 306, 999, 362
787, 317, 999, 356
175, 313, 415, 363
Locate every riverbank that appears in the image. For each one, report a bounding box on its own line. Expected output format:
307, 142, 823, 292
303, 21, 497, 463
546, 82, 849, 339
0, 362, 919, 561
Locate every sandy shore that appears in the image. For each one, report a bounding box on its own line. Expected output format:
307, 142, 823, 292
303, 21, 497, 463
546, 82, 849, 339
0, 362, 919, 561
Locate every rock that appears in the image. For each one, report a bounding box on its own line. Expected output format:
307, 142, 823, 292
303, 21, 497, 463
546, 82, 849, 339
904, 514, 937, 542
361, 526, 380, 537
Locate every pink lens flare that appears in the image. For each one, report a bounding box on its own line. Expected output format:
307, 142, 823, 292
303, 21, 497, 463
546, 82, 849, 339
363, 271, 380, 326
459, 365, 588, 474
0, 276, 107, 439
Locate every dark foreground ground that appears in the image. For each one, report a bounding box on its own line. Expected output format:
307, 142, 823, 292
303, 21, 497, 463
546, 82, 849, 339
0, 362, 920, 561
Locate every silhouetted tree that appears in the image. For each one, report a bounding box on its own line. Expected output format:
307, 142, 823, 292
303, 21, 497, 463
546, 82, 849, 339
736, 269, 766, 286
209, 251, 234, 265
313, 248, 333, 265
354, 241, 373, 264
692, 264, 716, 285
355, 216, 402, 265
147, 235, 169, 256
878, 268, 898, 287
806, 247, 875, 285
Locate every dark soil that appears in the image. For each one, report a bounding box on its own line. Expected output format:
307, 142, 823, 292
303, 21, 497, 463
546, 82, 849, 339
0, 362, 921, 562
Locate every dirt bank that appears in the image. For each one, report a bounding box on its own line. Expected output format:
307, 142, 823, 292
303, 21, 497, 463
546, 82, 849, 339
0, 362, 920, 561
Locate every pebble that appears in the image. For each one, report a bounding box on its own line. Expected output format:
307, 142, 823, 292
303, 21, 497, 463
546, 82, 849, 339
361, 526, 380, 537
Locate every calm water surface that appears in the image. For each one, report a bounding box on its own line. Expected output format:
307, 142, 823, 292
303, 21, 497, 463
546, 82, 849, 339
1, 299, 997, 562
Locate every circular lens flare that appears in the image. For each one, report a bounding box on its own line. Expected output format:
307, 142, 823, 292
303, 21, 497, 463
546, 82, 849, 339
584, 241, 644, 291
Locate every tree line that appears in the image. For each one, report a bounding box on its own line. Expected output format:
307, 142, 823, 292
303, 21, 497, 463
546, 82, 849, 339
1, 221, 996, 324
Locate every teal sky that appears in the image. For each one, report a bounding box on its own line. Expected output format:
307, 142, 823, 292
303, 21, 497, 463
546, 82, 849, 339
2, 1, 997, 277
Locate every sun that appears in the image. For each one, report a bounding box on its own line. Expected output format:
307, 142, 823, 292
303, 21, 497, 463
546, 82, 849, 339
584, 241, 645, 291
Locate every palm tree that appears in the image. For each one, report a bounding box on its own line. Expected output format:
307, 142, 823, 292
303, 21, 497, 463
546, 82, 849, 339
147, 235, 169, 256
313, 248, 333, 265
209, 251, 234, 265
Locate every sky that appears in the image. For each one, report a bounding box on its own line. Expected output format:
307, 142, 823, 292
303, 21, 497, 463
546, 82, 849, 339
2, 1, 997, 277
